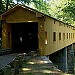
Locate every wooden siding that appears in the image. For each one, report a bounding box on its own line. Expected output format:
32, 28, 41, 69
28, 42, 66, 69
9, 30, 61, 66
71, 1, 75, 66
2, 7, 45, 55
1, 5, 75, 55
5, 7, 38, 23
38, 18, 45, 55
44, 17, 75, 55
2, 22, 11, 48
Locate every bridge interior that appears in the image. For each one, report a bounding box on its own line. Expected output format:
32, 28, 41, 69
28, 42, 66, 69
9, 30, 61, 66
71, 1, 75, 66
11, 22, 38, 53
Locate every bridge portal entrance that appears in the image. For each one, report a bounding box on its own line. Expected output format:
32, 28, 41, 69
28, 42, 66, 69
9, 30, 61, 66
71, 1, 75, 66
11, 22, 38, 53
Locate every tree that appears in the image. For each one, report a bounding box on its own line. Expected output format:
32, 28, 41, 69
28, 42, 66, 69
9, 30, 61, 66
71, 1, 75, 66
0, 0, 2, 14
47, 0, 75, 25
48, 0, 68, 19
5, 0, 15, 10
6, 0, 9, 10
14, 0, 50, 15
15, 0, 31, 4
62, 0, 75, 25
0, 0, 5, 14
0, 0, 15, 14
2, 0, 74, 25
32, 0, 50, 15
0, 0, 50, 15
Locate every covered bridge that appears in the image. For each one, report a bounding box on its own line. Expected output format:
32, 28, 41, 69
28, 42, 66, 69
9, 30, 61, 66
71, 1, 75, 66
0, 4, 75, 73
0, 4, 75, 55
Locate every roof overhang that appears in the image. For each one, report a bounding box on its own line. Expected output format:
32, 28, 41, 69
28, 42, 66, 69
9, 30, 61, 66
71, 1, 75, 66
0, 4, 45, 21
0, 4, 74, 27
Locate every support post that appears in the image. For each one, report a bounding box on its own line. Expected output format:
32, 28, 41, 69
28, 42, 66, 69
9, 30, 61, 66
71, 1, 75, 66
67, 44, 74, 74
64, 47, 68, 73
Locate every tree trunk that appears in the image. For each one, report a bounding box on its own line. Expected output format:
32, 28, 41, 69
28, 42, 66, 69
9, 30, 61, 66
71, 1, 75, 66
6, 0, 9, 11
0, 0, 2, 10
0, 0, 2, 14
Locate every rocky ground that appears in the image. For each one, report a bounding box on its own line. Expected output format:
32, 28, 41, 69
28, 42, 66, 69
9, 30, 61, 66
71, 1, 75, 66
0, 53, 73, 75
18, 55, 64, 75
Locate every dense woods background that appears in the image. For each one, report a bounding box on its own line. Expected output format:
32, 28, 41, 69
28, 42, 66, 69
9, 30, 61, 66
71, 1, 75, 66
0, 0, 75, 25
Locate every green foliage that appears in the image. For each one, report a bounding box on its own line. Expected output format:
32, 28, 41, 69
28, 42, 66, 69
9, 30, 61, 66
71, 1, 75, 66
1, 0, 75, 25
32, 0, 50, 15
5, 0, 15, 9
47, 0, 75, 25
48, 0, 68, 21
62, 1, 75, 20
0, 0, 15, 14
0, 0, 50, 15
16, 0, 31, 4
16, 0, 50, 15
59, 0, 75, 25
0, 0, 5, 14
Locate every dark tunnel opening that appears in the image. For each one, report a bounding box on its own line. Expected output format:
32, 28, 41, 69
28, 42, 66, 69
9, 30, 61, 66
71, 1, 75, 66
11, 22, 38, 53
